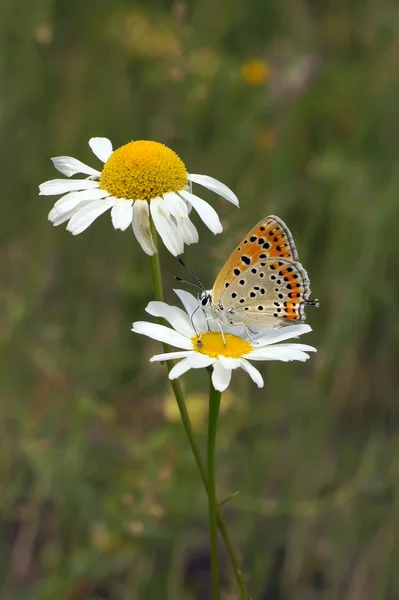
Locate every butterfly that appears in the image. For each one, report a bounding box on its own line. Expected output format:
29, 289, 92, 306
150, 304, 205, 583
199, 215, 318, 329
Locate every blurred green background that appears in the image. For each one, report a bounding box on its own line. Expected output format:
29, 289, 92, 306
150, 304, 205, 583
2, 0, 399, 598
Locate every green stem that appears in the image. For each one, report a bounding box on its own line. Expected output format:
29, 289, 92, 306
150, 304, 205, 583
148, 221, 250, 600
208, 382, 222, 599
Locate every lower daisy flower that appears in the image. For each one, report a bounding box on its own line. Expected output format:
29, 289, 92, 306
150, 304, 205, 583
39, 137, 239, 256
132, 290, 316, 392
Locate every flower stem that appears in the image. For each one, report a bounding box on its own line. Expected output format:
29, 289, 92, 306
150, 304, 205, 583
148, 221, 250, 600
208, 382, 222, 599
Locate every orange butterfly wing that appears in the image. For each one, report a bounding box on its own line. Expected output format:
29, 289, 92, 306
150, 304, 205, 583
212, 216, 312, 322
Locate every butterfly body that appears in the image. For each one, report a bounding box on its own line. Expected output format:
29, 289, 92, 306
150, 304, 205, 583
201, 215, 318, 330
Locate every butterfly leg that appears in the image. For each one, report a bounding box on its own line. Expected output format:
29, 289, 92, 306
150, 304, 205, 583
202, 315, 227, 346
242, 324, 259, 344
216, 320, 227, 347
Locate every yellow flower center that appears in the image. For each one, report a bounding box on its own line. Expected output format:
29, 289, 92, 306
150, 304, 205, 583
192, 332, 253, 359
99, 140, 188, 202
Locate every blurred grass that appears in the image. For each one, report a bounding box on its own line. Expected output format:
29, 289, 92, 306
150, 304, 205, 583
1, 0, 399, 598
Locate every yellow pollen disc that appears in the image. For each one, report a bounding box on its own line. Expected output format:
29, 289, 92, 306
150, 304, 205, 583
192, 332, 253, 359
99, 140, 188, 202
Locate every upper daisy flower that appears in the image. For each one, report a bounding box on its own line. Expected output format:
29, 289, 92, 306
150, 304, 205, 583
39, 137, 239, 256
132, 290, 316, 392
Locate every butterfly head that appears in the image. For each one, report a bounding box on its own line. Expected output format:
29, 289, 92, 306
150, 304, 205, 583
199, 290, 212, 308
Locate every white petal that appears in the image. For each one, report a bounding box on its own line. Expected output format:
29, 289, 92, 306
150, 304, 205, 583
50, 189, 111, 218
132, 321, 192, 350
217, 356, 241, 370
188, 174, 239, 207
239, 359, 264, 388
179, 190, 222, 235
163, 192, 187, 219
111, 199, 133, 231
276, 343, 317, 353
246, 345, 313, 362
211, 362, 232, 392
253, 324, 313, 346
173, 289, 206, 333
51, 156, 101, 178
89, 137, 113, 163
132, 200, 156, 256
66, 198, 114, 235
49, 201, 93, 226
180, 217, 199, 245
150, 197, 184, 256
184, 180, 193, 213
146, 301, 194, 338
168, 358, 193, 380
150, 350, 193, 362
39, 179, 100, 196
173, 289, 198, 315
186, 353, 214, 368
164, 192, 199, 245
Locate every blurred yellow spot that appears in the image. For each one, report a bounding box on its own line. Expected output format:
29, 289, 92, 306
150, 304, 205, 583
127, 521, 145, 536
164, 392, 208, 427
146, 504, 165, 518
122, 493, 134, 506
100, 141, 187, 202
35, 24, 53, 45
255, 127, 277, 151
90, 523, 124, 553
192, 332, 253, 359
188, 49, 221, 79
163, 389, 235, 426
240, 59, 271, 86
120, 11, 181, 58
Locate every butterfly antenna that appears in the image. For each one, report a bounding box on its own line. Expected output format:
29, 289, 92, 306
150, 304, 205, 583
178, 258, 206, 292
175, 276, 204, 293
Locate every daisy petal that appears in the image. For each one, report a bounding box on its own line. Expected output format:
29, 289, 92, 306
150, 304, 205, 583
49, 201, 93, 226
66, 198, 114, 234
146, 301, 194, 337
173, 289, 206, 332
186, 354, 214, 368
217, 356, 241, 369
239, 359, 264, 388
111, 199, 133, 231
132, 321, 192, 350
246, 346, 313, 362
39, 179, 100, 196
179, 190, 222, 235
163, 192, 187, 218
179, 216, 198, 245
173, 289, 198, 315
51, 156, 101, 178
50, 189, 111, 217
89, 137, 113, 162
150, 351, 192, 362
212, 362, 232, 392
253, 324, 312, 346
132, 200, 156, 256
150, 197, 184, 256
168, 358, 193, 380
164, 192, 199, 245
188, 174, 239, 207
276, 343, 317, 353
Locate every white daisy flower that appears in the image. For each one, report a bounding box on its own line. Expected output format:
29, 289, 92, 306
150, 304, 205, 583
39, 137, 239, 256
132, 290, 317, 392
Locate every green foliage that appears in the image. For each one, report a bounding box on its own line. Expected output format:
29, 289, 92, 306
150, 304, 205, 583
1, 0, 399, 597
